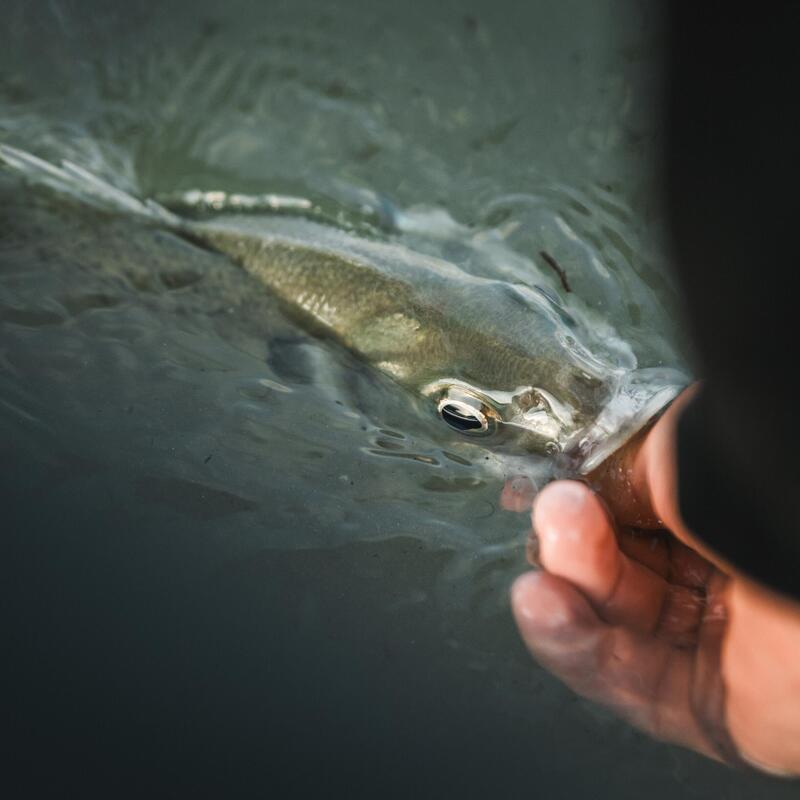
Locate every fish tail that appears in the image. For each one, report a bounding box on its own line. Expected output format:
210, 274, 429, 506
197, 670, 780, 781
0, 143, 183, 229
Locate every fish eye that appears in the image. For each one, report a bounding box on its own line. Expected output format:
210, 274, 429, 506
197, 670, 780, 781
440, 403, 487, 432
437, 394, 496, 436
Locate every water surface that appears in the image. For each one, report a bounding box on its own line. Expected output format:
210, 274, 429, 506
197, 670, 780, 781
2, 1, 793, 796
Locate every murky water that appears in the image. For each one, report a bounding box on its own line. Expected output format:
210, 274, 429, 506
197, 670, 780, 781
2, 1, 795, 796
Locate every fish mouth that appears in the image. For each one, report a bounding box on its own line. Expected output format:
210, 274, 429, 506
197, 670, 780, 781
574, 369, 688, 473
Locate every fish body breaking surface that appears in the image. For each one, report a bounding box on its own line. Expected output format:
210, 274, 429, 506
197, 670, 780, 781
0, 144, 686, 470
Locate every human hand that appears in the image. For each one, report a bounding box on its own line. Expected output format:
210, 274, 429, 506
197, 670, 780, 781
504, 389, 800, 776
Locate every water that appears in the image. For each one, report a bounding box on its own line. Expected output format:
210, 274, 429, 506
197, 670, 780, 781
1, 1, 795, 796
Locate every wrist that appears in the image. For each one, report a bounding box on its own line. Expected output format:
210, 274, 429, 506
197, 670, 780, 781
724, 577, 800, 777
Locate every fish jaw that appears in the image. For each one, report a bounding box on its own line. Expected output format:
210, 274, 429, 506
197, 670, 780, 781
571, 367, 690, 473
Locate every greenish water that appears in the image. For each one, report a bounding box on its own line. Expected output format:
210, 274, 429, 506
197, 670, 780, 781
1, 1, 794, 797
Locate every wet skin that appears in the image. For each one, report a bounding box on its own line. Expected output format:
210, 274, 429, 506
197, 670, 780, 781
504, 387, 800, 776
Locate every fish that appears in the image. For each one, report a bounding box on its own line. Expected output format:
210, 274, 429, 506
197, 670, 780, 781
0, 143, 685, 471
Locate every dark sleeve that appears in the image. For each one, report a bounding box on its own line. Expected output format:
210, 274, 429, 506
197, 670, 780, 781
662, 5, 800, 600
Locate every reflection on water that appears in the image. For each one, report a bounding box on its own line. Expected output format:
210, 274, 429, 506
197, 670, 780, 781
2, 0, 795, 796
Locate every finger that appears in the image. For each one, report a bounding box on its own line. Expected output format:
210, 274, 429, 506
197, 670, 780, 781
588, 426, 663, 528
533, 481, 705, 641
616, 530, 713, 591
666, 537, 715, 590
617, 528, 671, 579
500, 476, 538, 512
688, 572, 746, 768
511, 571, 721, 760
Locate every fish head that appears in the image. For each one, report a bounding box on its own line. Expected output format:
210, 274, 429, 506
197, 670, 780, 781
423, 377, 601, 459
410, 279, 628, 461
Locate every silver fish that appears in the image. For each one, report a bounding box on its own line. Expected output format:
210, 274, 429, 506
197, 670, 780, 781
0, 144, 685, 470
